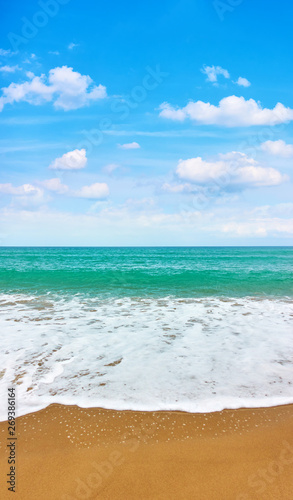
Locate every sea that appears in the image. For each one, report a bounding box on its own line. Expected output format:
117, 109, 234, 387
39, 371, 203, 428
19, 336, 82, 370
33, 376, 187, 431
0, 246, 292, 420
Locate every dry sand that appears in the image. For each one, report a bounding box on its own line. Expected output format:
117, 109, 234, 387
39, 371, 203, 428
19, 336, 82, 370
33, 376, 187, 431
0, 404, 293, 499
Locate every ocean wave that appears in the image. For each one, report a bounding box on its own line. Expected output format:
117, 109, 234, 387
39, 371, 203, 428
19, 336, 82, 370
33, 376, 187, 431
0, 293, 293, 420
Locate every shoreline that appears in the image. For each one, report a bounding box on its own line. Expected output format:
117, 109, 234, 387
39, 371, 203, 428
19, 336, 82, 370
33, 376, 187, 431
2, 397, 293, 424
1, 403, 293, 499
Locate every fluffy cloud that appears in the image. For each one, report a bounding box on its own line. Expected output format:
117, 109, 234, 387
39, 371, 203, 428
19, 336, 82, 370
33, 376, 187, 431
235, 77, 251, 87
0, 183, 42, 196
103, 163, 121, 174
162, 183, 193, 194
0, 183, 45, 207
2, 203, 293, 247
2, 192, 293, 248
0, 66, 107, 112
0, 179, 109, 202
201, 65, 230, 83
74, 183, 109, 199
159, 96, 293, 127
0, 48, 16, 56
158, 103, 186, 121
0, 65, 20, 73
176, 152, 287, 189
201, 66, 251, 88
260, 139, 293, 158
118, 142, 141, 149
49, 149, 87, 170
250, 203, 293, 218
39, 178, 68, 194
221, 219, 293, 237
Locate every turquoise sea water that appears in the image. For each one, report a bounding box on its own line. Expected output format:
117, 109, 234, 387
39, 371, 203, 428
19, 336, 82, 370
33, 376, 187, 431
0, 247, 292, 419
0, 246, 292, 298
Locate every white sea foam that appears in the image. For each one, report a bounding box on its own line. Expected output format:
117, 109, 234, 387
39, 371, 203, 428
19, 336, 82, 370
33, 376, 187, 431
0, 293, 293, 420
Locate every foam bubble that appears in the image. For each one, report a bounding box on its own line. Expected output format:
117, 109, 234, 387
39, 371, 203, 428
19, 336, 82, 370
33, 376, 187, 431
0, 293, 293, 420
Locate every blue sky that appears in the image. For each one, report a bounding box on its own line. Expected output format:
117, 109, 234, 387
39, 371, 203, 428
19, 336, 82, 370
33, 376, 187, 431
0, 0, 293, 245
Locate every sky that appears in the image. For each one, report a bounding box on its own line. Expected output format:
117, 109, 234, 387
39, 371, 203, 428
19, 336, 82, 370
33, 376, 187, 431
0, 0, 293, 246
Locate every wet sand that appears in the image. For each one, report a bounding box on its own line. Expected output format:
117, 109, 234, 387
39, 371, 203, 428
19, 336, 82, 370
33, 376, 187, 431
0, 404, 293, 499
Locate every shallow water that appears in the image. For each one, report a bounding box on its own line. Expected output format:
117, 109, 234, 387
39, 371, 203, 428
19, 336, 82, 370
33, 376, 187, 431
0, 247, 292, 420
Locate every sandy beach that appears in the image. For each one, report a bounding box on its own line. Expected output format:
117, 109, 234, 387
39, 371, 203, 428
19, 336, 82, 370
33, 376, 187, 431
1, 0, 293, 496
0, 404, 292, 499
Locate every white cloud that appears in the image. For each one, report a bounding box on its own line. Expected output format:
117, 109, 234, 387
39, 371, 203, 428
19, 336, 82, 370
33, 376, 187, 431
251, 203, 293, 218
103, 163, 121, 174
235, 76, 251, 87
0, 183, 45, 207
0, 66, 107, 112
158, 103, 186, 121
0, 179, 109, 203
162, 182, 193, 193
49, 51, 60, 56
22, 54, 37, 65
221, 219, 293, 237
0, 206, 205, 246
75, 183, 109, 199
0, 65, 20, 73
0, 183, 41, 196
118, 142, 141, 149
2, 202, 293, 246
159, 96, 293, 127
68, 43, 78, 50
260, 139, 293, 158
201, 66, 251, 88
0, 48, 16, 57
49, 149, 87, 170
49, 66, 106, 110
176, 151, 287, 189
0, 176, 110, 204
40, 178, 68, 194
201, 65, 230, 83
